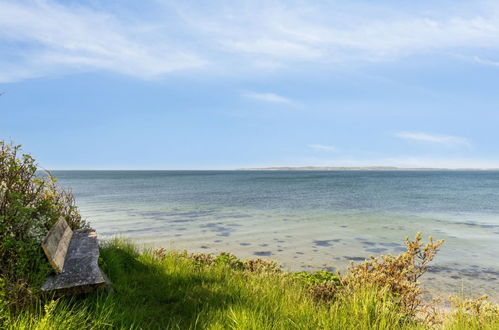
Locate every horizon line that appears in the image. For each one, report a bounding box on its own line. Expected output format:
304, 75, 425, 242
45, 166, 499, 171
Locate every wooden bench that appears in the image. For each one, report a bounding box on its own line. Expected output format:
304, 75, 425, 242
41, 218, 109, 294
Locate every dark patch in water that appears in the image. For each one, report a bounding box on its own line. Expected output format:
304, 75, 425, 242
296, 252, 304, 255
239, 242, 251, 246
345, 256, 366, 261
200, 246, 209, 249
450, 275, 460, 279
101, 209, 118, 213
136, 211, 169, 220
216, 214, 252, 219
463, 222, 498, 229
176, 227, 187, 231
340, 225, 348, 228
254, 251, 273, 256
135, 210, 215, 221
428, 265, 499, 282
379, 242, 401, 247
362, 241, 376, 246
313, 240, 334, 247
355, 237, 368, 241
173, 219, 191, 223
259, 244, 269, 247
204, 222, 223, 227
174, 234, 182, 237
325, 266, 336, 272
214, 240, 223, 243
365, 248, 388, 253
201, 222, 235, 237
277, 249, 284, 252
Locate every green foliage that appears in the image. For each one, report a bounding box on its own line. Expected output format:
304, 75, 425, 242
290, 270, 342, 302
0, 142, 87, 310
2, 239, 498, 329
291, 270, 341, 286
213, 252, 244, 270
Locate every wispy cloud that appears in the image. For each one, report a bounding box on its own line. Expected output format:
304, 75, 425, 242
472, 56, 499, 67
179, 1, 499, 66
2, 1, 499, 81
242, 91, 294, 105
0, 0, 206, 82
394, 131, 471, 147
309, 144, 337, 152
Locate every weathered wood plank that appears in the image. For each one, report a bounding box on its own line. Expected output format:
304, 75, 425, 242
41, 228, 109, 293
41, 218, 73, 273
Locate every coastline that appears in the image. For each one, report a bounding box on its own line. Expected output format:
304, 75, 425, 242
241, 166, 499, 171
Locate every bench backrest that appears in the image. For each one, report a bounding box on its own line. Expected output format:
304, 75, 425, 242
42, 218, 73, 273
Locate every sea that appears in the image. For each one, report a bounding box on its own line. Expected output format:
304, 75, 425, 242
52, 170, 499, 300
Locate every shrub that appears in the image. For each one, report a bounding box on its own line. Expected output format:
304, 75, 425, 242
165, 249, 282, 274
291, 270, 342, 301
0, 142, 87, 310
242, 258, 281, 274
343, 232, 444, 316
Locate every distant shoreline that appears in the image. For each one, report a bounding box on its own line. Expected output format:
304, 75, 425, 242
240, 166, 499, 171
48, 167, 499, 171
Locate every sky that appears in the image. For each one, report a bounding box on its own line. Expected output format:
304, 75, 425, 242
1, 0, 499, 169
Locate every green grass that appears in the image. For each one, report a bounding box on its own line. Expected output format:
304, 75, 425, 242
1, 240, 498, 329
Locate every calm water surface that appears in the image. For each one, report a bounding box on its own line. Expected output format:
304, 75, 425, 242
52, 170, 499, 300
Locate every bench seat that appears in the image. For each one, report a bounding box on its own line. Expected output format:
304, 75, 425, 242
41, 220, 109, 294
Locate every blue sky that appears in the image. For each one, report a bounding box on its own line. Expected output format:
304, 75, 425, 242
1, 0, 499, 169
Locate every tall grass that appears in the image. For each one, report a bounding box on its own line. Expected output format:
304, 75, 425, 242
1, 239, 497, 329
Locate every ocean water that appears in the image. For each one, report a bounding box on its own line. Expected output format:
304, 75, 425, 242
52, 170, 499, 300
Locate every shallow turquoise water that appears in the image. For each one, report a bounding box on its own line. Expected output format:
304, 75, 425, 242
52, 170, 499, 300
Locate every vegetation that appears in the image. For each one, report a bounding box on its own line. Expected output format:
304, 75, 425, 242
1, 142, 498, 329
0, 239, 497, 329
0, 142, 86, 310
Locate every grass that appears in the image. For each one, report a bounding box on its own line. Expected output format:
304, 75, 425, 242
1, 239, 498, 329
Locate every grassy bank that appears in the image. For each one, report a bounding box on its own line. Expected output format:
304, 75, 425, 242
2, 239, 498, 329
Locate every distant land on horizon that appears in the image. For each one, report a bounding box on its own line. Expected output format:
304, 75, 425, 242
241, 166, 499, 171
47, 167, 499, 171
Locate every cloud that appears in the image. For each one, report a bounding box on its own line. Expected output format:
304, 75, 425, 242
394, 131, 471, 147
0, 0, 206, 82
309, 144, 337, 152
178, 1, 499, 66
472, 56, 499, 67
242, 91, 294, 105
2, 1, 499, 81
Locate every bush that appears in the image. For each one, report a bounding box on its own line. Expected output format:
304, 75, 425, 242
0, 142, 87, 310
291, 270, 342, 301
344, 233, 444, 316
